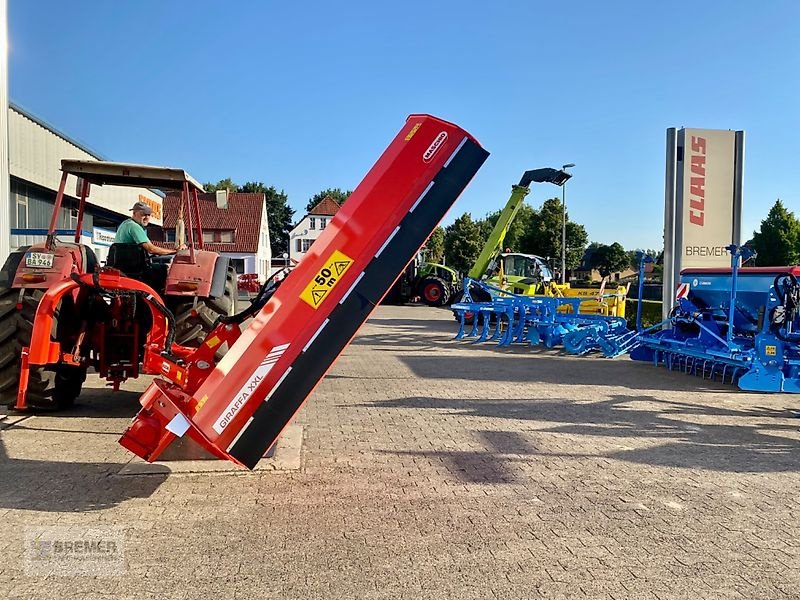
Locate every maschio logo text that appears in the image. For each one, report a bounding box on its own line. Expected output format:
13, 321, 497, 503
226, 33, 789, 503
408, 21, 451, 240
423, 132, 447, 162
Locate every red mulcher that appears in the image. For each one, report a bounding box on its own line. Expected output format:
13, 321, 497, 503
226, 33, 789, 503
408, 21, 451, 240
15, 114, 488, 468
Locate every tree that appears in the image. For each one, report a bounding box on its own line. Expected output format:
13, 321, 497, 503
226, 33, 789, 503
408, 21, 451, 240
588, 242, 629, 277
626, 248, 661, 271
477, 203, 536, 253
424, 226, 445, 264
751, 200, 800, 266
306, 188, 352, 212
200, 178, 295, 255
444, 213, 484, 273
239, 182, 295, 256
204, 178, 238, 192
518, 197, 588, 271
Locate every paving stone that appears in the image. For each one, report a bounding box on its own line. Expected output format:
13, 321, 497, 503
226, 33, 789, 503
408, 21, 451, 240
1, 305, 799, 598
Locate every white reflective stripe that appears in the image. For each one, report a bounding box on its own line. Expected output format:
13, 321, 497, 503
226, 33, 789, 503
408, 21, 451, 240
443, 136, 468, 169
212, 341, 289, 434
375, 227, 400, 258
165, 413, 191, 437
226, 416, 254, 452
340, 271, 365, 304
303, 319, 329, 353
409, 181, 434, 213
265, 367, 293, 402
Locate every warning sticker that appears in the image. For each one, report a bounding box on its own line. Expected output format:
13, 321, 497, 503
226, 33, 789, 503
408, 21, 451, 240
300, 250, 354, 308
766, 345, 777, 356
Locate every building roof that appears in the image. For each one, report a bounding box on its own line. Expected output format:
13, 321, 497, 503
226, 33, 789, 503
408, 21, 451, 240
308, 196, 341, 216
10, 102, 107, 159
162, 192, 265, 253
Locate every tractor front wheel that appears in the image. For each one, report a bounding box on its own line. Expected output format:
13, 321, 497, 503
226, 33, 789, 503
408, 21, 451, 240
418, 277, 449, 307
172, 266, 237, 348
0, 288, 82, 410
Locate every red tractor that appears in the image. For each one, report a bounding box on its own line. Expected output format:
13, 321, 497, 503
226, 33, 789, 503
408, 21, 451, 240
0, 160, 236, 410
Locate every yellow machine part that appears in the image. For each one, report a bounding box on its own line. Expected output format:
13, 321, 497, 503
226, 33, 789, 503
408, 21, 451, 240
546, 283, 628, 318
485, 277, 628, 318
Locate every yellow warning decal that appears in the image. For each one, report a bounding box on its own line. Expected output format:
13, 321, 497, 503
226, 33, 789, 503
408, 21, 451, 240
766, 345, 777, 356
404, 122, 421, 141
194, 395, 209, 414
205, 335, 221, 349
300, 250, 354, 309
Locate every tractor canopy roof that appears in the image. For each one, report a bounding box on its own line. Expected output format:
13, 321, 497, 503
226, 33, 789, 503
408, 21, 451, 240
60, 159, 204, 192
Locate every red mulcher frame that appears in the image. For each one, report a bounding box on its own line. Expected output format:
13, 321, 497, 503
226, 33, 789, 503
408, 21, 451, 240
32, 114, 487, 468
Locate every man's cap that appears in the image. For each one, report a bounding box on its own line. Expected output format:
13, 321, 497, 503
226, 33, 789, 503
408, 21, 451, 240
130, 201, 153, 215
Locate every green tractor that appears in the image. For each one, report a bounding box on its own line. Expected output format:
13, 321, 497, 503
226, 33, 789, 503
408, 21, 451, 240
385, 254, 461, 307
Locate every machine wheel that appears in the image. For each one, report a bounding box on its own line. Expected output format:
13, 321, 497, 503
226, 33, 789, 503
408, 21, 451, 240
418, 277, 449, 307
0, 288, 82, 410
173, 266, 237, 347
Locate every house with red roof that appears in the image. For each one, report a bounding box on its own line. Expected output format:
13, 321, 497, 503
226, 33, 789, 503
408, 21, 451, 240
289, 196, 341, 263
157, 190, 271, 281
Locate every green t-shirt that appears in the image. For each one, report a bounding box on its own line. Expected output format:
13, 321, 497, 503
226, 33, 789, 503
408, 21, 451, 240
114, 219, 149, 245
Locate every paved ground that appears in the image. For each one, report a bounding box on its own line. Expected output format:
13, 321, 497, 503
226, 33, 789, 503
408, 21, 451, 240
1, 304, 799, 599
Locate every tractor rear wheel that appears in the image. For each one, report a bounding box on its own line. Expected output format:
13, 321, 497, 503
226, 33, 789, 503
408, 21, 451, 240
0, 288, 83, 410
418, 277, 449, 307
173, 266, 237, 347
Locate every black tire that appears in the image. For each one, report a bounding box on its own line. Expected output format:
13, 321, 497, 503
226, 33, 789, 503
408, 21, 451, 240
418, 277, 448, 307
172, 266, 237, 347
0, 288, 82, 410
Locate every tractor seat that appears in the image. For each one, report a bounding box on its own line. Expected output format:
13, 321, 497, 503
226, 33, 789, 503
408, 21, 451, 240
106, 243, 148, 277
82, 245, 98, 274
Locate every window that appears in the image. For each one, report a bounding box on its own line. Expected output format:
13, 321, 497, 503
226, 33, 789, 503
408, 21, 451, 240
296, 238, 302, 252
16, 196, 28, 228
302, 239, 314, 252
309, 217, 316, 230
202, 231, 215, 243
68, 208, 79, 230
230, 258, 245, 274
220, 230, 235, 243
320, 218, 326, 230
165, 229, 176, 242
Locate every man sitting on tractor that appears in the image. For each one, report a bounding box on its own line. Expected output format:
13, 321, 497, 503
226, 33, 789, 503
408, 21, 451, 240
115, 201, 178, 256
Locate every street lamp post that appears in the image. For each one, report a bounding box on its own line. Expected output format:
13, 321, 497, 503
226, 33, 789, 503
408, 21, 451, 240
560, 163, 575, 284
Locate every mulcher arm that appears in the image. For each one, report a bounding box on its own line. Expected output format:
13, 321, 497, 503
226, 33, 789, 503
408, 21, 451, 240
120, 114, 489, 468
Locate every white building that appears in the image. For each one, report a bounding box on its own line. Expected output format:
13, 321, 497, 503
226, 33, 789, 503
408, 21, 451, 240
288, 196, 341, 263
160, 190, 272, 282
5, 103, 163, 264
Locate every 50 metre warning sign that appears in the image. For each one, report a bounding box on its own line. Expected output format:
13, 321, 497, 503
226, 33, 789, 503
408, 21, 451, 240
300, 250, 354, 308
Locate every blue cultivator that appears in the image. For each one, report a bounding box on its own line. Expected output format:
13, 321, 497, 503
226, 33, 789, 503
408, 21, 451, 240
631, 245, 800, 393
452, 279, 632, 355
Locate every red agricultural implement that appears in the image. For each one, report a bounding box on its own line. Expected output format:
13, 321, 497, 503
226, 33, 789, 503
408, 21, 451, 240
10, 115, 489, 468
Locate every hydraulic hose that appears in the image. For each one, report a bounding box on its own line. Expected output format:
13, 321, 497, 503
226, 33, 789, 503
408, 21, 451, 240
217, 267, 289, 325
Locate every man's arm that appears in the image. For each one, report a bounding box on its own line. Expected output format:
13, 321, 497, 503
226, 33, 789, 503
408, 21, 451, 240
142, 242, 177, 256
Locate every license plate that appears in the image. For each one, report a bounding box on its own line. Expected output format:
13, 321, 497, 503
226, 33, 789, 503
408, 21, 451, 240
25, 252, 54, 269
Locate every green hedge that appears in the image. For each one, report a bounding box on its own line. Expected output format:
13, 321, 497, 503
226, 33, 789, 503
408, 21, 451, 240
625, 299, 663, 330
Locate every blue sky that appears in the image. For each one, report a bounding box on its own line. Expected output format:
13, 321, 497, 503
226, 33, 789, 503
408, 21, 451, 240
8, 1, 800, 250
